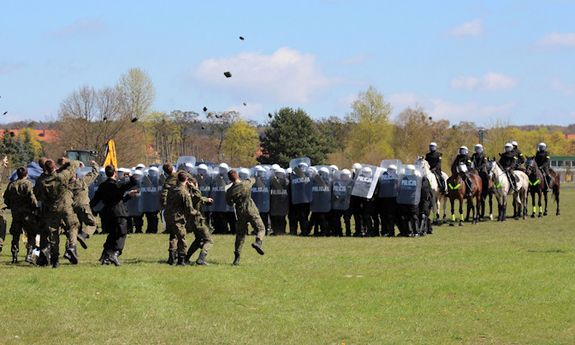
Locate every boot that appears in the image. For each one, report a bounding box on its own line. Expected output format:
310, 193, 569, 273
37, 246, 51, 267
11, 250, 18, 264
185, 243, 201, 263
77, 232, 89, 250
51, 255, 59, 268
108, 251, 121, 266
251, 239, 265, 255
99, 249, 109, 265
25, 247, 33, 264
176, 255, 187, 266
65, 246, 79, 265
232, 251, 241, 266
167, 250, 176, 265
196, 251, 208, 266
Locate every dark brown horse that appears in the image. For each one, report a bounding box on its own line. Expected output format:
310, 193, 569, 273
525, 158, 560, 217
447, 170, 483, 226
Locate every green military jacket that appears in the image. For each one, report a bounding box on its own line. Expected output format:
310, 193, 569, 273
188, 184, 210, 221
3, 178, 38, 213
225, 179, 258, 216
69, 163, 99, 207
165, 184, 198, 223
161, 174, 177, 209
34, 161, 80, 212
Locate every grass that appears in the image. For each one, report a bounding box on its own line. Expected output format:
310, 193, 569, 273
0, 187, 574, 345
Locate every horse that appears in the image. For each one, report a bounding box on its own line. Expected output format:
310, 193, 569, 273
512, 169, 529, 220
415, 157, 448, 225
524, 158, 561, 216
487, 159, 529, 221
446, 164, 483, 226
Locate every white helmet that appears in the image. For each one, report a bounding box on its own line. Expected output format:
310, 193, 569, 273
388, 164, 397, 171
474, 144, 483, 153
352, 163, 362, 172
254, 165, 266, 177
286, 167, 293, 174
504, 143, 513, 152
298, 162, 309, 169
275, 168, 285, 176
198, 163, 208, 171
341, 169, 351, 176
271, 164, 281, 171
319, 167, 330, 175
459, 146, 469, 155
538, 142, 547, 151
136, 163, 146, 169
429, 142, 437, 151
98, 167, 105, 174
329, 164, 339, 172
511, 141, 518, 147
148, 166, 160, 173
404, 164, 416, 175
308, 166, 318, 175
218, 163, 230, 174
361, 166, 373, 176
238, 168, 251, 180
133, 169, 144, 177
184, 162, 194, 170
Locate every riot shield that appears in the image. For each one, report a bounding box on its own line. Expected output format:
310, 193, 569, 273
289, 157, 311, 169
175, 156, 197, 171
269, 171, 289, 216
125, 174, 143, 217
311, 172, 332, 213
140, 168, 162, 213
290, 164, 313, 205
351, 164, 383, 199
332, 170, 354, 211
210, 172, 232, 212
251, 168, 271, 213
194, 167, 213, 212
378, 160, 402, 198
396, 165, 423, 206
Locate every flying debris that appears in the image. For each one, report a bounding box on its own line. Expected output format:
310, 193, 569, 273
268, 113, 272, 118
243, 102, 247, 106
131, 117, 138, 123
224, 71, 232, 78
428, 116, 433, 121
203, 106, 208, 112
201, 125, 206, 130
2, 111, 7, 116
103, 116, 108, 122
239, 36, 245, 40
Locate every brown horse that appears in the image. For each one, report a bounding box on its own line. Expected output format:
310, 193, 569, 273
447, 171, 483, 226
525, 158, 560, 216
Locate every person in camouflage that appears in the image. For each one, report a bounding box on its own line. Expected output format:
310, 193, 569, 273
184, 176, 214, 266
69, 161, 99, 250
164, 171, 196, 266
3, 167, 38, 263
0, 156, 9, 257
34, 158, 80, 268
225, 169, 265, 265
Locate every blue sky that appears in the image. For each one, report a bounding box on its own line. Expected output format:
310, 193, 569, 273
1, 0, 574, 126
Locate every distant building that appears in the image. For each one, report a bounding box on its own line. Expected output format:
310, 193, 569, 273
550, 156, 575, 183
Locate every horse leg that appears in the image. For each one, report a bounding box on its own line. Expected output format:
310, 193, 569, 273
555, 186, 560, 216
543, 191, 548, 216
458, 198, 464, 226
449, 197, 455, 227
501, 199, 507, 222
489, 193, 493, 221
530, 191, 536, 218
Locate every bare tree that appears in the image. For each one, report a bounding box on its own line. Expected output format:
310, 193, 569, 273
117, 68, 155, 119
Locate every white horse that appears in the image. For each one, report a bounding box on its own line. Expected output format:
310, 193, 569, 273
415, 157, 448, 224
513, 170, 529, 220
487, 160, 529, 221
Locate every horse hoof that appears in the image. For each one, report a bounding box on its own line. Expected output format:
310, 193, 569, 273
489, 215, 493, 221
556, 212, 560, 216
458, 222, 463, 227
543, 212, 548, 216
449, 223, 454, 227
531, 214, 535, 218
538, 213, 542, 218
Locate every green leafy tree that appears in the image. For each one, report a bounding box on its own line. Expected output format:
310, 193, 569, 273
222, 120, 259, 167
345, 86, 394, 164
258, 107, 328, 166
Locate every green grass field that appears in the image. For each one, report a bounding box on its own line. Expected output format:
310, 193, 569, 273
1, 187, 573, 345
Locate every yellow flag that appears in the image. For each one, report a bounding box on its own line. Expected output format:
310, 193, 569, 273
103, 139, 118, 168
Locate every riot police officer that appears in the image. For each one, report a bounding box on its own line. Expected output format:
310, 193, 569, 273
535, 142, 552, 190
499, 143, 518, 191
425, 142, 447, 195
451, 146, 474, 197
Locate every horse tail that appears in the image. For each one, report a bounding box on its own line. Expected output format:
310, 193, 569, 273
552, 180, 560, 204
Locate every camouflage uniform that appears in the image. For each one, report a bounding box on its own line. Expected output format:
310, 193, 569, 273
225, 179, 265, 258
165, 183, 196, 264
69, 162, 99, 236
0, 204, 7, 256
34, 161, 80, 266
3, 177, 38, 262
185, 184, 213, 263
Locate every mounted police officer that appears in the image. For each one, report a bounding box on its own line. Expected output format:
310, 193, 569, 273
511, 140, 526, 170
472, 144, 489, 198
535, 142, 552, 190
425, 142, 447, 195
451, 146, 474, 197
499, 143, 518, 191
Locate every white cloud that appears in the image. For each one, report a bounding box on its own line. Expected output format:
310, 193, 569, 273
194, 47, 333, 103
388, 92, 514, 124
551, 78, 575, 96
539, 32, 575, 47
451, 72, 516, 90
448, 19, 483, 37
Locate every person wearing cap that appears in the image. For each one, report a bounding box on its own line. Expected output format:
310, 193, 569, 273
164, 171, 198, 266
425, 142, 447, 195
225, 169, 266, 265
511, 141, 526, 170
184, 176, 214, 265
451, 146, 474, 197
90, 165, 139, 266
499, 143, 519, 191
3, 167, 38, 263
69, 160, 100, 251
535, 142, 552, 189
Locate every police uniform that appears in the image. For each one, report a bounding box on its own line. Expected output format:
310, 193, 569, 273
535, 150, 552, 188
425, 150, 446, 192
451, 154, 473, 196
